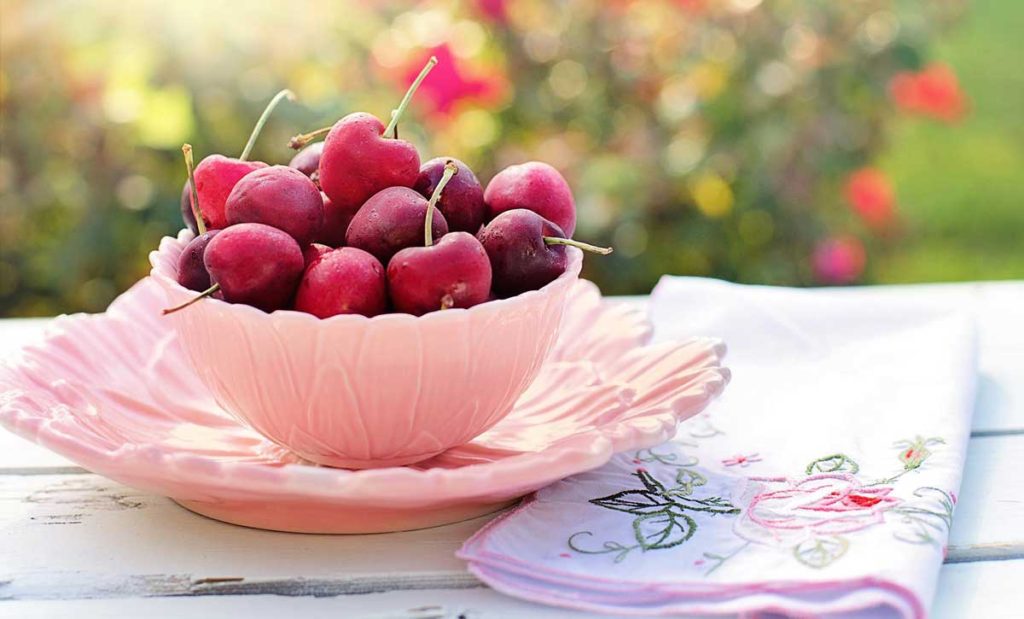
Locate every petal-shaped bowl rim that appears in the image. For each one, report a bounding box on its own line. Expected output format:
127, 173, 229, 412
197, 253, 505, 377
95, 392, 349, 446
150, 228, 585, 325
0, 278, 730, 509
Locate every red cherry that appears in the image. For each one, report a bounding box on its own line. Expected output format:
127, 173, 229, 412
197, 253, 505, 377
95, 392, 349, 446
388, 162, 490, 315
202, 223, 304, 312
176, 229, 220, 292
315, 192, 355, 247
288, 141, 324, 178
225, 166, 324, 246
291, 57, 438, 216
388, 232, 491, 316
294, 247, 388, 318
191, 156, 267, 230
302, 243, 332, 269
479, 209, 610, 297
316, 113, 420, 215
414, 157, 485, 233
345, 187, 448, 264
178, 90, 294, 232
484, 161, 576, 236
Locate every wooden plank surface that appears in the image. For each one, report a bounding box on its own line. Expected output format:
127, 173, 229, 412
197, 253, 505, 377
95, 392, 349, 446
4, 561, 1021, 619
0, 590, 637, 619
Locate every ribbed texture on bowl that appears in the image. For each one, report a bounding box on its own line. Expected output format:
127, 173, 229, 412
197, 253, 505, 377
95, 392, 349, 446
149, 230, 584, 468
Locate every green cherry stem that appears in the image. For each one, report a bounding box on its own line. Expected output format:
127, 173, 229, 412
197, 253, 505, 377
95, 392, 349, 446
162, 283, 220, 315
181, 144, 206, 235
240, 89, 295, 161
289, 126, 331, 150
543, 237, 614, 255
383, 55, 437, 139
289, 56, 436, 149
424, 161, 459, 247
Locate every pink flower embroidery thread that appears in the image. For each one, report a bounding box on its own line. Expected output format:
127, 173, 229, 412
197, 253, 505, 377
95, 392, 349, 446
736, 473, 902, 545
722, 453, 763, 468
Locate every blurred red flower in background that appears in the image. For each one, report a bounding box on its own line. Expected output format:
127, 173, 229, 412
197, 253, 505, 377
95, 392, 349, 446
889, 63, 967, 123
400, 45, 505, 118
473, 0, 508, 24
845, 168, 896, 229
813, 236, 867, 284
672, 0, 707, 13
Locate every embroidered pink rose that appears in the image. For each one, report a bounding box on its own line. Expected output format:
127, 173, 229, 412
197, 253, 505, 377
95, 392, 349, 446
735, 473, 902, 545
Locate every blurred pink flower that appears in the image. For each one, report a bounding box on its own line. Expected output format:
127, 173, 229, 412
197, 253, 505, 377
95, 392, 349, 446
400, 45, 505, 118
889, 63, 967, 123
845, 168, 895, 229
813, 236, 866, 284
473, 0, 508, 24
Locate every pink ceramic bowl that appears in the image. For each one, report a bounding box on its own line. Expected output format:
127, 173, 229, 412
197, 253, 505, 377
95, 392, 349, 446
149, 230, 583, 469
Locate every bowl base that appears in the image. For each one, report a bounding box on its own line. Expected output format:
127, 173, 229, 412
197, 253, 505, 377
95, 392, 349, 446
173, 496, 519, 534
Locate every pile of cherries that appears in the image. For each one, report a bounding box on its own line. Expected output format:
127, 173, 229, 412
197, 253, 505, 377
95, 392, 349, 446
169, 58, 611, 318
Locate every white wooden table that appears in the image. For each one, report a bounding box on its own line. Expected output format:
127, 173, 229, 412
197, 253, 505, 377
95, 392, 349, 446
2, 283, 1023, 618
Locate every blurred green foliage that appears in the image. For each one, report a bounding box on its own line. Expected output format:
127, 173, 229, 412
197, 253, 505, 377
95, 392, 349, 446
876, 0, 1024, 283
0, 0, 1017, 317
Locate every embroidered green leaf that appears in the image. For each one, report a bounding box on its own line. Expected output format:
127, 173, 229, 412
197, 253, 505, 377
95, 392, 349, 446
793, 536, 849, 569
669, 495, 740, 516
636, 469, 667, 494
666, 468, 707, 497
805, 454, 860, 475
590, 490, 672, 515
633, 511, 696, 551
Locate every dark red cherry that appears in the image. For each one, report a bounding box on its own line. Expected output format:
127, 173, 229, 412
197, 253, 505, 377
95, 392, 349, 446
294, 247, 388, 318
345, 187, 448, 264
225, 166, 324, 246
315, 192, 355, 247
288, 141, 324, 178
413, 157, 485, 233
176, 229, 221, 292
203, 223, 304, 312
388, 232, 491, 316
479, 209, 610, 297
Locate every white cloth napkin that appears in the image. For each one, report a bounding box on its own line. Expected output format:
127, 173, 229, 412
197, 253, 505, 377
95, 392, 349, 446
459, 277, 978, 618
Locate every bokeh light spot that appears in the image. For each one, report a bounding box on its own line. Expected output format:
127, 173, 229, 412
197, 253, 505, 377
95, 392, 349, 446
690, 173, 734, 218
116, 175, 155, 211
549, 60, 588, 100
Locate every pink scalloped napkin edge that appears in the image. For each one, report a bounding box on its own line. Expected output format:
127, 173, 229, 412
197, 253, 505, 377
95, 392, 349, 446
459, 277, 978, 619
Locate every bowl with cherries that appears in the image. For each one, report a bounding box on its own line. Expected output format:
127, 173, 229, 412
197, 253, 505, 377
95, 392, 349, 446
150, 58, 612, 469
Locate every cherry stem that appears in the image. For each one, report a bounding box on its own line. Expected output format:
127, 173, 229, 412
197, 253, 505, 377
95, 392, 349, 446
181, 144, 206, 235
289, 126, 331, 150
240, 89, 295, 161
383, 55, 437, 139
162, 283, 220, 315
543, 237, 614, 255
425, 161, 458, 247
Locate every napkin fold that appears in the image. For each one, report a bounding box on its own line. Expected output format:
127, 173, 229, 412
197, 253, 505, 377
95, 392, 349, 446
459, 277, 977, 618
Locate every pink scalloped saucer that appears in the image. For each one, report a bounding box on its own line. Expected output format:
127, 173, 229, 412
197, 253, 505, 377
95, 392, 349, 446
0, 279, 729, 533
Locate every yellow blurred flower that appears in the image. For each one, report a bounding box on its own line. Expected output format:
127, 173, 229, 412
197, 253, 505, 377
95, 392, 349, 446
689, 172, 734, 218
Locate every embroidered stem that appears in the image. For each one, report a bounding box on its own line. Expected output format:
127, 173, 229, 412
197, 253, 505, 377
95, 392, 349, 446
567, 532, 639, 563
702, 541, 751, 576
